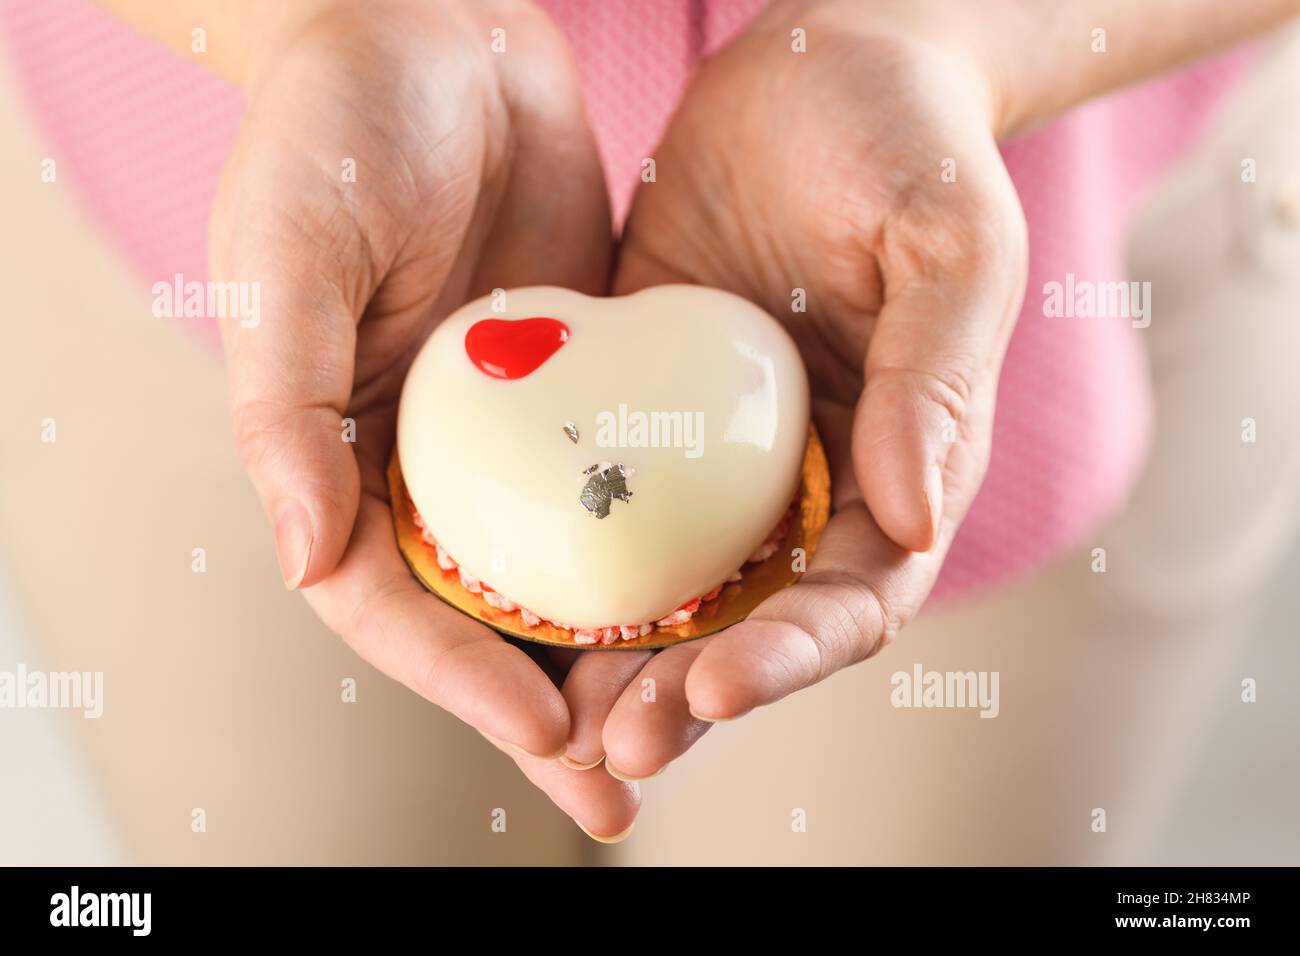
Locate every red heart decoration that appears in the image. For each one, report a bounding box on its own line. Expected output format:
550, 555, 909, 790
464, 317, 570, 380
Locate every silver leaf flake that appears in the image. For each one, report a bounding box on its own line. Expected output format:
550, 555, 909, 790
579, 462, 632, 519
563, 421, 579, 444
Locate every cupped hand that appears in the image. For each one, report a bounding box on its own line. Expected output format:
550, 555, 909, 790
208, 0, 638, 838
569, 0, 1029, 779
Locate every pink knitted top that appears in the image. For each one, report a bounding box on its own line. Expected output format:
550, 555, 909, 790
0, 0, 1251, 601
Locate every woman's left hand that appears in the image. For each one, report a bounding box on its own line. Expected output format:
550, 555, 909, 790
557, 0, 1028, 780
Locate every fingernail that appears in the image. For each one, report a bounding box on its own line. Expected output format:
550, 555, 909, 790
576, 819, 636, 844
560, 753, 606, 771
605, 761, 665, 782
510, 742, 567, 761
480, 732, 564, 761
274, 501, 313, 589
688, 707, 749, 723
923, 463, 944, 550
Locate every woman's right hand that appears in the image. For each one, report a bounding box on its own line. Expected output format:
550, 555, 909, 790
208, 0, 638, 840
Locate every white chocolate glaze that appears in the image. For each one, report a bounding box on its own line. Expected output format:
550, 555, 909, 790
396, 286, 810, 629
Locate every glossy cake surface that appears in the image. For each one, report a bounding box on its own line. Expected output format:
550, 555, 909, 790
396, 286, 810, 630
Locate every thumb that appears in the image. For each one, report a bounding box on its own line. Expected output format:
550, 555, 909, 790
211, 210, 362, 590
853, 242, 1024, 553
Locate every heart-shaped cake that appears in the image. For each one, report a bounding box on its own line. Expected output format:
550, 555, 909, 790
394, 285, 816, 646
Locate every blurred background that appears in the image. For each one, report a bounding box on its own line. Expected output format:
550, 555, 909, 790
1, 3, 1298, 866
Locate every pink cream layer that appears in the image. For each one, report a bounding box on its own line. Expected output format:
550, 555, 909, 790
410, 504, 793, 645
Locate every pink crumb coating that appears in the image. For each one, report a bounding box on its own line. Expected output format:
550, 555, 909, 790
410, 503, 795, 644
